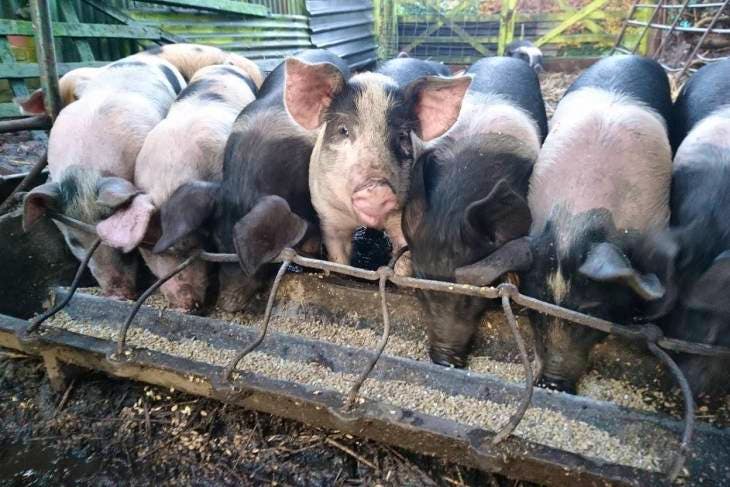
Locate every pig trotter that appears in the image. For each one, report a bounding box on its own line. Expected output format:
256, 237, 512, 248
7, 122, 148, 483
342, 267, 393, 411
223, 259, 291, 381
22, 237, 102, 340
492, 284, 534, 445
645, 332, 695, 482
114, 250, 201, 358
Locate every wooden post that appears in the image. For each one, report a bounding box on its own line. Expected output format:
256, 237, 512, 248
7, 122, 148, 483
535, 0, 609, 48
29, 0, 61, 120
498, 0, 518, 55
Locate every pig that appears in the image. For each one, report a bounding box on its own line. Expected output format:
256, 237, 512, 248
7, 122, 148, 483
645, 59, 730, 398
403, 56, 547, 367
505, 40, 544, 74
293, 57, 471, 270
94, 62, 261, 312
152, 50, 351, 312
141, 43, 264, 86
21, 54, 187, 299
16, 67, 101, 114
463, 56, 673, 393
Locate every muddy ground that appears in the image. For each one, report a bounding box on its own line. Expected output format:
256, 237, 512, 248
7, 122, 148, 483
0, 350, 534, 487
0, 131, 45, 176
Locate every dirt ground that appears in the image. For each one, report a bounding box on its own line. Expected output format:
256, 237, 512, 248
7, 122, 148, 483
0, 131, 45, 176
0, 350, 538, 487
0, 71, 583, 486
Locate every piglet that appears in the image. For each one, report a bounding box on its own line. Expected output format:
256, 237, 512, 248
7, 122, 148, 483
646, 58, 730, 398
288, 57, 470, 270
22, 54, 187, 299
404, 56, 547, 367
507, 55, 673, 393
95, 62, 261, 312
153, 50, 351, 312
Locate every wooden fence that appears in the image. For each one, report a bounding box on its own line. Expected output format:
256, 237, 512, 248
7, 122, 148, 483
376, 0, 629, 64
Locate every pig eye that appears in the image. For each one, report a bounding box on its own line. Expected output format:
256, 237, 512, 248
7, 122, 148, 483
339, 125, 349, 138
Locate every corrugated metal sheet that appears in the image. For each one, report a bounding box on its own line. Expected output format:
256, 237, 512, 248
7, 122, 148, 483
306, 0, 377, 70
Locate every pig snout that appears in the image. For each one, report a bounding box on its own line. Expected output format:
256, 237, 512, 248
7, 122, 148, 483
160, 275, 205, 313
429, 346, 468, 369
351, 179, 398, 229
216, 264, 262, 312
100, 277, 138, 301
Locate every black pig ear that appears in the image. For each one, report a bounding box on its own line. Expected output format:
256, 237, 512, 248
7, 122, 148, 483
685, 252, 730, 315
463, 179, 532, 246
405, 74, 471, 141
153, 181, 218, 253
284, 58, 345, 130
455, 236, 533, 286
23, 182, 61, 231
233, 195, 308, 277
579, 242, 664, 301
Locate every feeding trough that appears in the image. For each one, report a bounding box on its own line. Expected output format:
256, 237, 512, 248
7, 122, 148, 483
1, 194, 730, 487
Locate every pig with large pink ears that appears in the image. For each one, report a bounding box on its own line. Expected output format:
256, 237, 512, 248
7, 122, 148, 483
284, 58, 471, 272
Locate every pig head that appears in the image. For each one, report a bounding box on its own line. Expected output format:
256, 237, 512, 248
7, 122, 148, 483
23, 166, 142, 300
283, 58, 471, 267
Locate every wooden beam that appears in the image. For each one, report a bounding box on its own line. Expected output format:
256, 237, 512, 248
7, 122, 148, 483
130, 0, 269, 17
0, 40, 29, 99
0, 61, 108, 79
81, 0, 182, 44
0, 19, 163, 39
497, 0, 518, 55
58, 0, 95, 62
534, 0, 609, 47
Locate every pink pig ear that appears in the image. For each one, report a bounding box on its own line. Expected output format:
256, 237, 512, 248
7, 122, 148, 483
15, 89, 46, 116
96, 194, 156, 253
405, 75, 471, 141
284, 58, 345, 130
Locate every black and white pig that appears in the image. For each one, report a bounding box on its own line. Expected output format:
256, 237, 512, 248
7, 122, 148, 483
21, 54, 187, 300
152, 50, 350, 312
404, 56, 547, 367
467, 55, 674, 393
646, 59, 730, 398
505, 40, 544, 74
95, 63, 260, 312
289, 56, 471, 270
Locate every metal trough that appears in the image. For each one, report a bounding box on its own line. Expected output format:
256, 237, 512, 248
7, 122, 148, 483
1, 285, 729, 487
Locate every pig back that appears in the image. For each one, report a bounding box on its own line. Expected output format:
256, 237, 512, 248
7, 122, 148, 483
671, 59, 730, 151
564, 55, 672, 126
466, 57, 547, 140
376, 58, 451, 86
529, 88, 672, 235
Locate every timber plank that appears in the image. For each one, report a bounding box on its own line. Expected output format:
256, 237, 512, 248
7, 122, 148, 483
130, 0, 269, 17
0, 19, 162, 40
0, 61, 108, 79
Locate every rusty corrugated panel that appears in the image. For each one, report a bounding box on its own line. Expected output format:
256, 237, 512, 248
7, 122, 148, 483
305, 0, 377, 70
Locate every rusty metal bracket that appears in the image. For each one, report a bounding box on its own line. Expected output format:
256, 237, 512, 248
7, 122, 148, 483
222, 256, 292, 381
18, 237, 100, 343
112, 250, 201, 359
491, 284, 534, 445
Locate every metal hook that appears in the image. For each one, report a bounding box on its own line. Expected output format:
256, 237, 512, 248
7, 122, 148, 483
113, 251, 201, 358
342, 267, 393, 412
647, 340, 695, 482
21, 237, 101, 340
492, 284, 534, 445
222, 259, 290, 381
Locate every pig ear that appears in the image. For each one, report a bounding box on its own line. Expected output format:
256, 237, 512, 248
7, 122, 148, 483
153, 181, 219, 253
579, 242, 664, 301
685, 252, 730, 315
96, 194, 156, 253
15, 89, 46, 115
463, 179, 532, 246
23, 182, 61, 231
455, 236, 533, 286
635, 229, 681, 319
405, 75, 471, 141
284, 58, 345, 130
232, 195, 308, 277
96, 177, 142, 210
